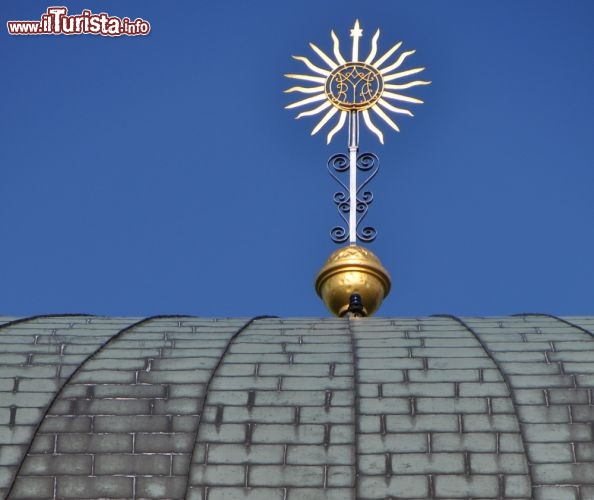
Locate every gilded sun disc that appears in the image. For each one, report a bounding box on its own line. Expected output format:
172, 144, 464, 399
324, 62, 384, 111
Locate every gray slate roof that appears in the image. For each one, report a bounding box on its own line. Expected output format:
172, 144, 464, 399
1, 314, 594, 499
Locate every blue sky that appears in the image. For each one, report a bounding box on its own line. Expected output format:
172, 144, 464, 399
1, 1, 593, 318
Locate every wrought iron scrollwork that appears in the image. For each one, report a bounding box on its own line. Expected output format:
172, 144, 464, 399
327, 152, 379, 244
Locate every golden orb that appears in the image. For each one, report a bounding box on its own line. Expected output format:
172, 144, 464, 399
315, 245, 391, 317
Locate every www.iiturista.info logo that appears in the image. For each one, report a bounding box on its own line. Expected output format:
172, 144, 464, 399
7, 7, 151, 36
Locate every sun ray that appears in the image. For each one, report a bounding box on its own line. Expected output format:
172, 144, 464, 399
383, 67, 426, 82
285, 73, 327, 84
371, 105, 400, 132
331, 31, 347, 65
385, 80, 431, 90
326, 111, 347, 144
284, 85, 325, 94
377, 98, 413, 116
296, 101, 332, 118
285, 93, 328, 110
292, 55, 330, 76
362, 110, 384, 144
379, 50, 416, 75
383, 91, 424, 104
311, 107, 339, 136
309, 42, 338, 69
371, 41, 402, 69
364, 28, 381, 64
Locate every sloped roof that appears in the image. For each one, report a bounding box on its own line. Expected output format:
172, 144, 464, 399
1, 314, 594, 499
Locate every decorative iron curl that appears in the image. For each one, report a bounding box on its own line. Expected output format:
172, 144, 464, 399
330, 226, 348, 243
354, 152, 379, 242
357, 152, 378, 171
328, 153, 350, 172
358, 226, 377, 242
327, 154, 350, 243
354, 201, 377, 242
333, 191, 348, 205
326, 151, 380, 244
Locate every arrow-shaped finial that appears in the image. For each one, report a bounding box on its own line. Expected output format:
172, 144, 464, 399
350, 19, 363, 62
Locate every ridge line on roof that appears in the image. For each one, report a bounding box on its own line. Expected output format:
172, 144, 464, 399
183, 315, 277, 499
0, 313, 96, 330
511, 312, 594, 339
5, 314, 193, 498
346, 317, 362, 498
431, 314, 534, 495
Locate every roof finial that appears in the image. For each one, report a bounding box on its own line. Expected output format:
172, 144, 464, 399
285, 20, 430, 316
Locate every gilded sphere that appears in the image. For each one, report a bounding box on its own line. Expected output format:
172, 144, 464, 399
315, 245, 391, 317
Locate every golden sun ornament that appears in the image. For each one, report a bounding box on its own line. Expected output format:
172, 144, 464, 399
284, 20, 431, 316
285, 20, 430, 144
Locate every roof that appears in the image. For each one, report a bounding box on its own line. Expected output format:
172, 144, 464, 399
1, 314, 594, 499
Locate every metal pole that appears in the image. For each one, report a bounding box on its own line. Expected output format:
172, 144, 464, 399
348, 110, 359, 244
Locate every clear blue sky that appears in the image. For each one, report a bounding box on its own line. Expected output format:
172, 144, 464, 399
1, 1, 593, 318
